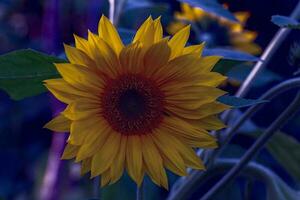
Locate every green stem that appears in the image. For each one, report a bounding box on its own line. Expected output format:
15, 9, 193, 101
136, 181, 144, 200
92, 176, 100, 200
200, 92, 300, 200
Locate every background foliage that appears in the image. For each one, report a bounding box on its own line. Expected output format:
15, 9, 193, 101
0, 0, 300, 200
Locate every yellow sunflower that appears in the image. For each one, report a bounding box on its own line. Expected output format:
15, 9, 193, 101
167, 3, 261, 55
44, 15, 230, 189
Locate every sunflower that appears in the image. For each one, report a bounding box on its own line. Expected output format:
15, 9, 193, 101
167, 3, 261, 55
44, 15, 230, 189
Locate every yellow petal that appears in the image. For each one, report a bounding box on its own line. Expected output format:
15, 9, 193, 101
168, 25, 190, 59
234, 43, 262, 55
194, 72, 227, 87
44, 79, 96, 104
68, 117, 102, 145
231, 31, 257, 44
55, 63, 103, 91
73, 34, 93, 57
44, 113, 71, 132
197, 56, 222, 73
182, 42, 205, 56
61, 143, 79, 159
166, 85, 226, 102
63, 44, 95, 68
98, 15, 124, 55
88, 31, 120, 77
133, 16, 155, 48
101, 168, 112, 187
152, 130, 187, 176
63, 100, 100, 121
119, 42, 144, 74
81, 157, 92, 175
141, 135, 167, 188
153, 53, 199, 85
160, 131, 205, 170
126, 135, 143, 185
144, 38, 171, 76
188, 115, 226, 130
161, 72, 227, 92
110, 135, 127, 184
153, 17, 163, 42
75, 125, 110, 162
166, 21, 186, 35
162, 117, 216, 142
234, 12, 250, 26
91, 131, 121, 177
169, 101, 230, 116
176, 3, 197, 21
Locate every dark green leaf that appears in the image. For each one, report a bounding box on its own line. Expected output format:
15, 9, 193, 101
266, 132, 300, 182
218, 95, 268, 108
203, 48, 259, 62
0, 49, 66, 100
177, 0, 238, 22
271, 15, 300, 29
212, 59, 241, 74
226, 63, 282, 87
244, 131, 300, 183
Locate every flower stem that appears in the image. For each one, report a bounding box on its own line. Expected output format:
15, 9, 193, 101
136, 181, 144, 200
92, 176, 101, 200
199, 92, 300, 200
114, 0, 127, 26
39, 1, 64, 200
108, 0, 115, 24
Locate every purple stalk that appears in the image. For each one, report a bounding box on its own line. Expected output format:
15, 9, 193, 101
39, 1, 66, 200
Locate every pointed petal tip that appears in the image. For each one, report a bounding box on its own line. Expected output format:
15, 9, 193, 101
154, 16, 162, 21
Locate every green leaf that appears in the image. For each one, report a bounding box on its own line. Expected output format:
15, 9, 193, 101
271, 15, 300, 29
0, 49, 66, 100
266, 131, 300, 182
203, 48, 259, 62
212, 59, 241, 74
177, 0, 238, 22
216, 159, 300, 200
244, 131, 300, 183
226, 63, 282, 87
207, 48, 259, 75
218, 95, 268, 108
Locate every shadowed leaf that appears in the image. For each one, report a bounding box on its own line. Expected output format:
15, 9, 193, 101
218, 95, 268, 108
0, 49, 66, 100
203, 48, 259, 62
271, 15, 300, 29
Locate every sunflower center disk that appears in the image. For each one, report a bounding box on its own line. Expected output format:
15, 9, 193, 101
101, 74, 164, 135
118, 89, 146, 119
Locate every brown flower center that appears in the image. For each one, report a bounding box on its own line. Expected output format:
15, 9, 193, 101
101, 74, 164, 135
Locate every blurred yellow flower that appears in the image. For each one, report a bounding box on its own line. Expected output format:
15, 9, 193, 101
44, 15, 229, 188
168, 3, 261, 55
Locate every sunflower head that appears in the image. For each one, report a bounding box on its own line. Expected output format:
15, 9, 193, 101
44, 15, 230, 188
167, 3, 261, 55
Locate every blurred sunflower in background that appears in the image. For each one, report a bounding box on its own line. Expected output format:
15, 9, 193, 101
44, 15, 230, 188
167, 3, 261, 55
